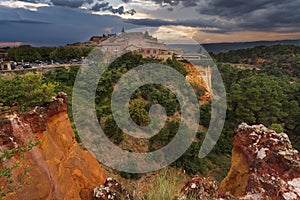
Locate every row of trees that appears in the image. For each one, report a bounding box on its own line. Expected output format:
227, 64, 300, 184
7, 45, 93, 62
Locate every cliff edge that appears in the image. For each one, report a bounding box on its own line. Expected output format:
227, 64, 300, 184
0, 93, 107, 200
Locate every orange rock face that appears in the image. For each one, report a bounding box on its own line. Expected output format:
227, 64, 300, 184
220, 123, 300, 200
183, 62, 211, 102
0, 93, 107, 200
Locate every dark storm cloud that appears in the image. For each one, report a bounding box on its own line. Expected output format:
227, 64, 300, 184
182, 0, 197, 7
19, 0, 298, 33
0, 19, 51, 24
124, 18, 227, 31
137, 0, 300, 33
51, 0, 85, 8
198, 0, 285, 18
196, 0, 300, 32
90, 2, 135, 15
145, 0, 180, 6
0, 5, 137, 46
138, 0, 201, 7
103, 5, 124, 15
91, 2, 109, 11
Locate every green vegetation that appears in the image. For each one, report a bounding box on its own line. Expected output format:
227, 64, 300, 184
93, 52, 186, 147
2, 44, 300, 186
0, 72, 56, 111
212, 44, 300, 77
144, 170, 179, 200
103, 116, 124, 144
7, 45, 93, 62
215, 45, 300, 150
0, 140, 40, 200
7, 45, 42, 62
269, 123, 284, 133
173, 131, 232, 181
212, 44, 300, 64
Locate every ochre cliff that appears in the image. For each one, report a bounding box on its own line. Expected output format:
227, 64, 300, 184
220, 123, 300, 199
183, 62, 210, 102
0, 93, 107, 200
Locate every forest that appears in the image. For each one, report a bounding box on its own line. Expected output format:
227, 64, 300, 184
1, 45, 300, 182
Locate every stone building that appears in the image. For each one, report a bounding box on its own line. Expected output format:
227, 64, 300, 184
0, 60, 11, 70
98, 30, 180, 61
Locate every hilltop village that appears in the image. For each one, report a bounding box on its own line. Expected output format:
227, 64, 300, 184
0, 30, 207, 71
77, 29, 206, 61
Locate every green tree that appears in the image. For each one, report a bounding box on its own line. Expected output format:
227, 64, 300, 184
0, 73, 56, 111
19, 73, 56, 110
49, 46, 83, 62
269, 123, 284, 133
103, 116, 124, 144
36, 46, 55, 61
228, 74, 287, 126
129, 100, 150, 126
7, 45, 42, 62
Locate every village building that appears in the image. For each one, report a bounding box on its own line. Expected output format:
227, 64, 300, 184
0, 60, 11, 70
98, 30, 181, 61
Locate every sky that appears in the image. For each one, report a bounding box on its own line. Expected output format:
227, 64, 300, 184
0, 0, 300, 46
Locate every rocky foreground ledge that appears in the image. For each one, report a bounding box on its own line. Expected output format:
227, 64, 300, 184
220, 123, 300, 200
178, 123, 300, 200
92, 123, 300, 200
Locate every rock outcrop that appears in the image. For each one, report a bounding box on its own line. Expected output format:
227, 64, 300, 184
93, 177, 133, 200
178, 176, 234, 200
0, 93, 107, 200
220, 123, 300, 200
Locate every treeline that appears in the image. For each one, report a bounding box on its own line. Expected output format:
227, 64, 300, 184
212, 44, 300, 64
219, 64, 300, 129
219, 63, 300, 149
7, 45, 93, 62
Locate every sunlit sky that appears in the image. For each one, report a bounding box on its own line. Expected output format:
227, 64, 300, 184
0, 0, 299, 46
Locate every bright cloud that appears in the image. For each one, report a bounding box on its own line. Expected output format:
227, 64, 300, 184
0, 0, 49, 11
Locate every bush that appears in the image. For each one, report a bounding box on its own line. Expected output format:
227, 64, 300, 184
269, 123, 284, 133
103, 116, 124, 144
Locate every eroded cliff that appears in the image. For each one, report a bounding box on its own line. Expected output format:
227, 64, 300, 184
0, 93, 107, 200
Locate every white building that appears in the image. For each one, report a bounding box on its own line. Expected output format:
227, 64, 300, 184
100, 31, 165, 55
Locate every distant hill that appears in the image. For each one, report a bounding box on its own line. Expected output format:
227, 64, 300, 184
168, 39, 300, 54
201, 39, 300, 53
